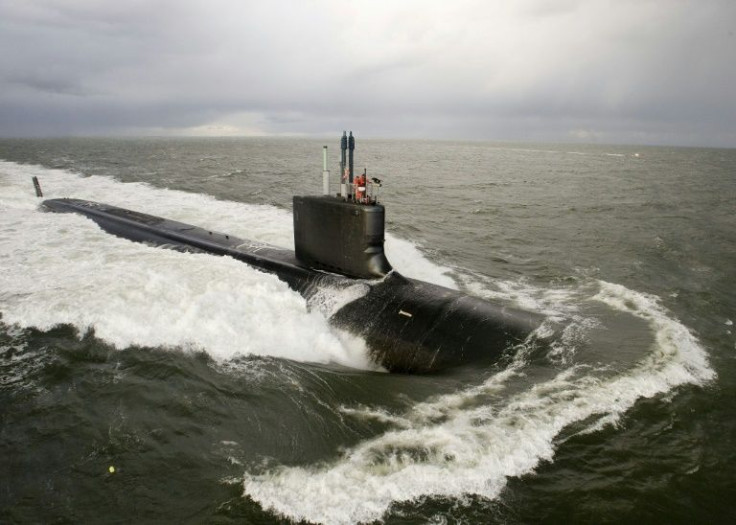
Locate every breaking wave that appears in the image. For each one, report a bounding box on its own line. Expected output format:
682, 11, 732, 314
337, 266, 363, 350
242, 281, 714, 524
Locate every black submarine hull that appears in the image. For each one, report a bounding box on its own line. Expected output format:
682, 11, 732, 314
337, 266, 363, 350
42, 198, 542, 372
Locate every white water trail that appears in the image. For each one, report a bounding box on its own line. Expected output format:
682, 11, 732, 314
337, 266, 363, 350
0, 161, 383, 368
242, 281, 715, 525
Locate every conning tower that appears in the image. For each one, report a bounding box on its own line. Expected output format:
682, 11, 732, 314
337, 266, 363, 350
293, 132, 392, 279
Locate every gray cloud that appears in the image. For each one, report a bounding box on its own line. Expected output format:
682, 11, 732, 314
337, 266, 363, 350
0, 0, 734, 146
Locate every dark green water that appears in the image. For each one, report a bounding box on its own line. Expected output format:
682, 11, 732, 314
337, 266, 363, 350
1, 138, 734, 524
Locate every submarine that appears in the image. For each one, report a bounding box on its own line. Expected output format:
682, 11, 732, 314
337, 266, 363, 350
42, 132, 542, 372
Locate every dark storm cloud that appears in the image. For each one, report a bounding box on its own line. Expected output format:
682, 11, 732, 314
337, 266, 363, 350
0, 0, 734, 146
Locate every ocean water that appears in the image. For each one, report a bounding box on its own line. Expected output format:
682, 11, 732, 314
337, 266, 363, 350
0, 137, 734, 524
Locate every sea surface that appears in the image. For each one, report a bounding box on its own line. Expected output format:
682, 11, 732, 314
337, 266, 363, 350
0, 137, 734, 524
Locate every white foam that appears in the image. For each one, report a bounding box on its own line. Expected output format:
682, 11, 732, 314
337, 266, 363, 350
242, 281, 714, 525
384, 235, 458, 289
593, 281, 714, 383
459, 273, 586, 320
0, 160, 375, 369
547, 315, 600, 366
306, 282, 371, 319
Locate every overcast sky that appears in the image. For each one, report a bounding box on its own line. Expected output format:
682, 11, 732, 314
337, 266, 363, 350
0, 0, 734, 147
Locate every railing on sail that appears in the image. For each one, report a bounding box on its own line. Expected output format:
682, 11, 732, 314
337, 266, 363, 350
325, 177, 381, 204
323, 139, 382, 205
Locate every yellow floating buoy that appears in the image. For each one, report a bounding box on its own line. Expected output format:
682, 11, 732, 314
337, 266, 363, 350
108, 466, 115, 474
